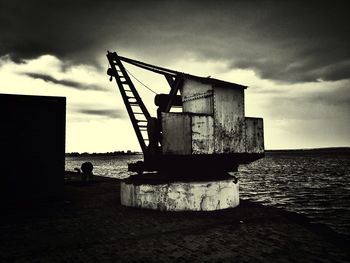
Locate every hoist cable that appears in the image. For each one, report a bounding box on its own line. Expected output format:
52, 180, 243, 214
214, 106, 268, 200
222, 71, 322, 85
125, 68, 158, 95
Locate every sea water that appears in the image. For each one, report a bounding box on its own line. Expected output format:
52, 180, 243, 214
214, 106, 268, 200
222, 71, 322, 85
66, 151, 350, 236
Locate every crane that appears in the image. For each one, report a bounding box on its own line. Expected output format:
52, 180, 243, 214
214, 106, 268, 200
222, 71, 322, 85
106, 51, 264, 177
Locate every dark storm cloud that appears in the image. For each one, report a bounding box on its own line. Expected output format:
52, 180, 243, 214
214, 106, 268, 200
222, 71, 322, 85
24, 73, 104, 91
76, 109, 125, 119
263, 82, 350, 121
1, 0, 349, 83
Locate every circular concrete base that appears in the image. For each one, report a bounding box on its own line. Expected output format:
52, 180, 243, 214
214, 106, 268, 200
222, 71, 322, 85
120, 177, 239, 211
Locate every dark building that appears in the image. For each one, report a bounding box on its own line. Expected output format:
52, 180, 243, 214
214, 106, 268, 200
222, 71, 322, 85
0, 93, 66, 205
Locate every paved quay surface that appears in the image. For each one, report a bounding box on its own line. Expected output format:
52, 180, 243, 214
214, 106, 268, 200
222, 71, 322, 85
1, 176, 349, 262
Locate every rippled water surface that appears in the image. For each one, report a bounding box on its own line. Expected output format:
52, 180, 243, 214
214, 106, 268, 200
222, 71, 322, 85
237, 152, 350, 236
66, 151, 350, 236
66, 155, 143, 179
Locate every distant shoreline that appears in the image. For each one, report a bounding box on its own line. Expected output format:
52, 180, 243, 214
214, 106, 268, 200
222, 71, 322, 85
66, 147, 350, 157
65, 151, 142, 157
265, 147, 350, 154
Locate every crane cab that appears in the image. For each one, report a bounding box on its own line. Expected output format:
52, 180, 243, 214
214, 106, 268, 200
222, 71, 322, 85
158, 75, 264, 175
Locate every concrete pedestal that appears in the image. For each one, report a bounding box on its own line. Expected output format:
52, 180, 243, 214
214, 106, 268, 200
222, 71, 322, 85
120, 177, 239, 211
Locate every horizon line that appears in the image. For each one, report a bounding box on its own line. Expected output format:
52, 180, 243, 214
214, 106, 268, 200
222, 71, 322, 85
65, 146, 350, 155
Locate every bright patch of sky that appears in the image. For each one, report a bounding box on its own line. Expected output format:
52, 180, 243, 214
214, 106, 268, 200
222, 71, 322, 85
1, 54, 349, 152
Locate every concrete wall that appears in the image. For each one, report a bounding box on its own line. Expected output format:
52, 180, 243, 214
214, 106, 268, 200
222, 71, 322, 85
121, 179, 240, 211
0, 94, 66, 203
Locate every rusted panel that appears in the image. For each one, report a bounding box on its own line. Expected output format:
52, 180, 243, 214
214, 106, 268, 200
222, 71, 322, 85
213, 85, 244, 119
212, 85, 245, 154
245, 117, 264, 153
214, 116, 246, 153
161, 113, 191, 155
191, 115, 214, 154
181, 78, 213, 115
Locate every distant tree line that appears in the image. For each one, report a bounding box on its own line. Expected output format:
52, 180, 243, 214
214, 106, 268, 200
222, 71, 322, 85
66, 150, 141, 157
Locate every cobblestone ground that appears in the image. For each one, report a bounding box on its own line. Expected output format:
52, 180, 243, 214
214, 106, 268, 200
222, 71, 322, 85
0, 177, 349, 262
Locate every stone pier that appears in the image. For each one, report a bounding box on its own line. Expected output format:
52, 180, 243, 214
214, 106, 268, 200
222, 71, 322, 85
120, 175, 239, 211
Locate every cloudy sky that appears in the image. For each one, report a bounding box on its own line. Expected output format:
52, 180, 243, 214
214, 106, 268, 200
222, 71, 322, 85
0, 0, 349, 152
